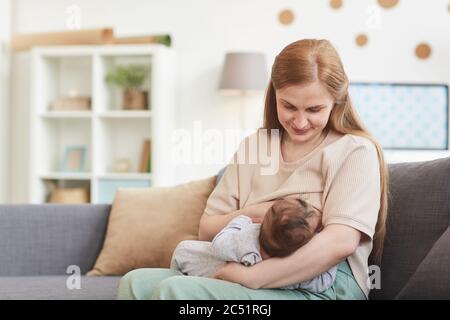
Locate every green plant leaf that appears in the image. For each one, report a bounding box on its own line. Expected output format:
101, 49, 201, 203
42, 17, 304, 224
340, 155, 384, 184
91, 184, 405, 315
105, 64, 149, 89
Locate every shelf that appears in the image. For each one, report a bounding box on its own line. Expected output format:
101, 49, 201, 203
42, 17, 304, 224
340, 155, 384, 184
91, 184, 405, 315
30, 45, 176, 203
40, 111, 92, 119
99, 54, 152, 112
98, 111, 153, 119
35, 55, 92, 115
98, 173, 152, 180
39, 172, 92, 180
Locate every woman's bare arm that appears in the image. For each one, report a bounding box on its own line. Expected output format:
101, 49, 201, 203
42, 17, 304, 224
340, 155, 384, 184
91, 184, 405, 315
213, 224, 361, 289
198, 201, 275, 241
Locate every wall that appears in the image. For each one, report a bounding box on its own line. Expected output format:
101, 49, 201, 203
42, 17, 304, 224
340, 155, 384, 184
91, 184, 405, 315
8, 0, 450, 202
0, 0, 11, 203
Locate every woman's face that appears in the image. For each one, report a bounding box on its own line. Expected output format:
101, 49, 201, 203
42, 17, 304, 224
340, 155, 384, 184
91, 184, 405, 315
276, 81, 334, 145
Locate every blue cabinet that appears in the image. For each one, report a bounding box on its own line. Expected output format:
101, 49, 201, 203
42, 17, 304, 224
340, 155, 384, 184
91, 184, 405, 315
97, 179, 151, 204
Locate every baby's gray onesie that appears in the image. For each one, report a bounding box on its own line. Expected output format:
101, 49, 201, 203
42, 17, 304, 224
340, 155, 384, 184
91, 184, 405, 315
170, 215, 338, 293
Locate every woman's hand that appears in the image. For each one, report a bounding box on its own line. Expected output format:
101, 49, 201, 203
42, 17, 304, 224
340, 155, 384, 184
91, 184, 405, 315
243, 201, 275, 222
199, 201, 274, 241
251, 216, 263, 224
212, 262, 258, 289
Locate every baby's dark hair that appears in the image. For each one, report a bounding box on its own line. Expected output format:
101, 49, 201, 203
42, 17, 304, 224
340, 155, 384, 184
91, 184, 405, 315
259, 198, 318, 258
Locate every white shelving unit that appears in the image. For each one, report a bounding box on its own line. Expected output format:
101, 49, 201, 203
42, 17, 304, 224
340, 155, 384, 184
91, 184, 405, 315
29, 44, 176, 204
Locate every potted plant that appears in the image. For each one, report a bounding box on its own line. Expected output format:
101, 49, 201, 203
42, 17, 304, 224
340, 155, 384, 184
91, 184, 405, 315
105, 64, 150, 110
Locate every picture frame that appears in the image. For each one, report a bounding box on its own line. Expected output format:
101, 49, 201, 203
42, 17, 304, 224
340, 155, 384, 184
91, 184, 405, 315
349, 82, 449, 150
61, 146, 87, 172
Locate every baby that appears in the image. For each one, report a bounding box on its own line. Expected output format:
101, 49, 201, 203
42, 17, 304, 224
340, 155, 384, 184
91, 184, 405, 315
170, 198, 338, 293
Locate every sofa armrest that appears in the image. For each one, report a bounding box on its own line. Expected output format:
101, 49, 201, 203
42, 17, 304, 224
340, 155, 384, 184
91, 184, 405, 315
0, 204, 111, 276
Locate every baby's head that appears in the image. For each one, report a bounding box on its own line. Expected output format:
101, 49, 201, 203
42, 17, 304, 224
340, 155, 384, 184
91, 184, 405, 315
259, 198, 320, 258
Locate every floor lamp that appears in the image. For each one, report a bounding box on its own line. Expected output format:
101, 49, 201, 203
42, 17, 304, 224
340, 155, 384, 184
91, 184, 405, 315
218, 52, 268, 130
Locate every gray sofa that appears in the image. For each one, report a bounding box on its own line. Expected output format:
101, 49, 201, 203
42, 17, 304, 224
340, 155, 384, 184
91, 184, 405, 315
0, 157, 449, 300
0, 204, 119, 299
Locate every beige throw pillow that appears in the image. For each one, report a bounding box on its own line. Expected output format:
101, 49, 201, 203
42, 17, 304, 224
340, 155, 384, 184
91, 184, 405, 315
87, 176, 216, 276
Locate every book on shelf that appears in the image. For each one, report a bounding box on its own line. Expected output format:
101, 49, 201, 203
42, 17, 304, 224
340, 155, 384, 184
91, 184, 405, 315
146, 151, 152, 173
139, 139, 151, 173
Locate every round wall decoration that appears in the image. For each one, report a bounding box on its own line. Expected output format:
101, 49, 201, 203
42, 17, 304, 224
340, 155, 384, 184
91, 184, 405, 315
378, 0, 399, 9
415, 43, 432, 60
355, 34, 368, 47
279, 9, 295, 25
330, 0, 343, 10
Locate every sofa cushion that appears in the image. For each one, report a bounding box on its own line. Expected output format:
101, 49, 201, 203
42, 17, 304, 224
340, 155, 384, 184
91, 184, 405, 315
369, 157, 450, 299
395, 226, 450, 299
87, 176, 216, 276
0, 204, 111, 276
0, 276, 120, 300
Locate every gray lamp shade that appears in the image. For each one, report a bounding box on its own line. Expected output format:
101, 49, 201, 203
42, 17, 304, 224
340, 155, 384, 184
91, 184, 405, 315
219, 52, 268, 94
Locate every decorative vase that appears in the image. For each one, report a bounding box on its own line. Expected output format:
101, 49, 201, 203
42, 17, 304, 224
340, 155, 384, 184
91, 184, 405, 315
123, 89, 149, 110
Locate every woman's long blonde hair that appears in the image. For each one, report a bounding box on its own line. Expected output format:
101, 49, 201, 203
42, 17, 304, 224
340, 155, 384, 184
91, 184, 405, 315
262, 39, 389, 264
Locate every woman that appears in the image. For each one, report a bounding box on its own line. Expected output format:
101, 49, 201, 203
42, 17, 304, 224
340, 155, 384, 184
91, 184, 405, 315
117, 39, 389, 300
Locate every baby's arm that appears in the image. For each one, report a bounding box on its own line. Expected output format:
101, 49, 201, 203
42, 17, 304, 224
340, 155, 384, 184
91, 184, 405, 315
211, 215, 261, 266
281, 264, 339, 293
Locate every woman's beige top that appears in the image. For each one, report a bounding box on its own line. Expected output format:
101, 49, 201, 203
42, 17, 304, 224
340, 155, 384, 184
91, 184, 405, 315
204, 128, 381, 298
